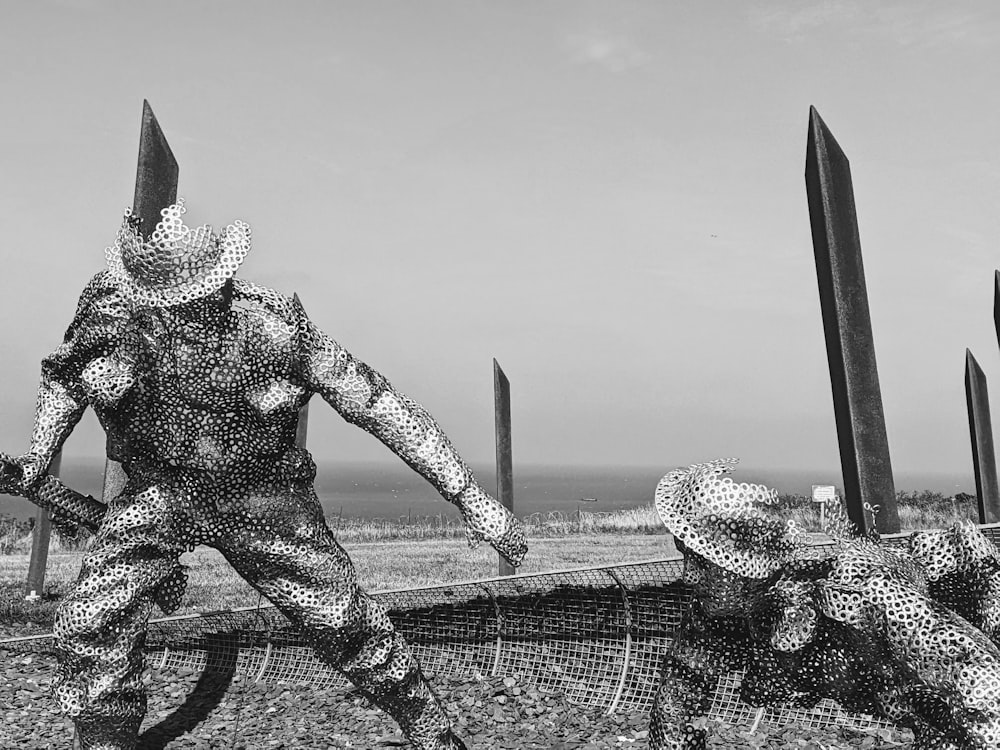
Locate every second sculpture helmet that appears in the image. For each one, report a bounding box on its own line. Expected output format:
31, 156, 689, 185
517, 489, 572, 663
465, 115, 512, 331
105, 198, 251, 308
654, 458, 806, 579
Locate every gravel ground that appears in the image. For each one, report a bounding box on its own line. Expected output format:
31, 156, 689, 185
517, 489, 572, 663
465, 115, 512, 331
1, 651, 911, 749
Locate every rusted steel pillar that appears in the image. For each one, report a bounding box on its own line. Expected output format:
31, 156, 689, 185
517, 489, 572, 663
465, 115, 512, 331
994, 271, 1000, 352
965, 349, 1000, 523
494, 359, 514, 576
805, 107, 899, 534
295, 404, 310, 448
294, 297, 311, 450
103, 101, 178, 507
25, 453, 62, 599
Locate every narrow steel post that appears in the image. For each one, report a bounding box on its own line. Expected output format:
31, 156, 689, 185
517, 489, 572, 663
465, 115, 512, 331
967, 349, 1000, 523
25, 452, 62, 599
994, 270, 1000, 354
133, 100, 180, 237
494, 359, 514, 576
72, 99, 178, 750
805, 107, 899, 534
293, 295, 310, 450
103, 101, 179, 507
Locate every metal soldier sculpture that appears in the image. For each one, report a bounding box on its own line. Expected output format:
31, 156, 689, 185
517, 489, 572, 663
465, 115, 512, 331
0, 199, 527, 750
650, 460, 1000, 750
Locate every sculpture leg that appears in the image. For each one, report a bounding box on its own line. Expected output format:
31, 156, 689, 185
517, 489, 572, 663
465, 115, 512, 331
649, 616, 749, 750
54, 486, 185, 750
217, 488, 462, 750
648, 654, 712, 749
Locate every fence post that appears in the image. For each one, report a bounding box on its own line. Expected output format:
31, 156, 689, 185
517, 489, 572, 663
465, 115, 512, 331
805, 107, 899, 534
25, 452, 62, 600
966, 349, 1000, 523
494, 359, 514, 576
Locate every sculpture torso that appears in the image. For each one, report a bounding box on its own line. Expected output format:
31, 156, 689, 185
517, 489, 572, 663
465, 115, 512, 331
76, 279, 310, 483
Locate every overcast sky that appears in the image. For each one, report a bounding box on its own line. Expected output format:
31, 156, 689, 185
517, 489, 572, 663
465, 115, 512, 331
1, 1, 999, 486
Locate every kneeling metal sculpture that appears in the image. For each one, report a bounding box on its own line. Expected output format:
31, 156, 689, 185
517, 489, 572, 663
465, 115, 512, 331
650, 459, 1000, 750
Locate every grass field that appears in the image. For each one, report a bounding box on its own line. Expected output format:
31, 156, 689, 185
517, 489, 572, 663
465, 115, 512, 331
0, 495, 974, 749
0, 491, 980, 633
0, 533, 679, 630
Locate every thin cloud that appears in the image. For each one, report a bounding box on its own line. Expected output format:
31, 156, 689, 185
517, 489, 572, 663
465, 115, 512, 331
872, 6, 997, 48
747, 0, 860, 37
44, 0, 110, 10
747, 1, 1000, 48
563, 31, 650, 73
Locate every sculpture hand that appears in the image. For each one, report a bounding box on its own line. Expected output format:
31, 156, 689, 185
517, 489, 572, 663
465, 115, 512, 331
492, 512, 528, 568
0, 453, 45, 497
0, 452, 22, 495
457, 485, 528, 567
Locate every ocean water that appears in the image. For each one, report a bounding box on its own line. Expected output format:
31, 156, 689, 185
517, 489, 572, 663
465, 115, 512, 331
0, 458, 978, 522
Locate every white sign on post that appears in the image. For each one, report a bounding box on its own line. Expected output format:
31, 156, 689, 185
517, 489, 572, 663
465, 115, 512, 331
812, 485, 837, 503
812, 485, 837, 527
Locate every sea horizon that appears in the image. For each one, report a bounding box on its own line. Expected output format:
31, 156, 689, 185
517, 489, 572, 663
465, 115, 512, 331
0, 457, 978, 523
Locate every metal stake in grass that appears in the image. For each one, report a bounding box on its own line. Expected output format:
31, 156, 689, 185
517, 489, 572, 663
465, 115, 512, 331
994, 270, 1000, 354
293, 294, 310, 452
70, 99, 179, 750
24, 452, 61, 601
966, 349, 1000, 523
805, 106, 899, 535
494, 359, 514, 576
22, 104, 176, 600
103, 101, 179, 507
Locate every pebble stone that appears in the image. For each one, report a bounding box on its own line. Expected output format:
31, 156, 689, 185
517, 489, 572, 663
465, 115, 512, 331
0, 651, 912, 749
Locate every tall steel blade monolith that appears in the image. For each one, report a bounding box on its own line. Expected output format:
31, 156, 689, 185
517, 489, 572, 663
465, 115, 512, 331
294, 294, 311, 449
25, 452, 61, 599
133, 100, 179, 238
993, 271, 1000, 354
805, 107, 899, 534
103, 101, 179, 506
494, 359, 514, 576
965, 349, 1000, 523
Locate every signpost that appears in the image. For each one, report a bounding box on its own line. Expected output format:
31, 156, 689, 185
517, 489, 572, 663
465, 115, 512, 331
811, 484, 837, 529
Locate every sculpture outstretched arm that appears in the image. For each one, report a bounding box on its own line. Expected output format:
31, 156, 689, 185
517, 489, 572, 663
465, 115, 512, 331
295, 301, 526, 566
298, 324, 527, 566
9, 272, 124, 492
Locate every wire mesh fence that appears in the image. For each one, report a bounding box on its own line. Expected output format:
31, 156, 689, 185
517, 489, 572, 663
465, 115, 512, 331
3, 524, 1000, 735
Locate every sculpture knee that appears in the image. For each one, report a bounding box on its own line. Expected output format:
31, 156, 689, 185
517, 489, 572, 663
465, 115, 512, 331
652, 653, 713, 725
274, 578, 374, 641
301, 589, 405, 675
55, 596, 115, 645
55, 571, 153, 648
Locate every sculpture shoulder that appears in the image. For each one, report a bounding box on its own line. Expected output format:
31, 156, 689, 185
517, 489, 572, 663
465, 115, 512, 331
67, 271, 131, 336
50, 272, 129, 348
232, 278, 306, 345
232, 278, 299, 322
40, 272, 132, 389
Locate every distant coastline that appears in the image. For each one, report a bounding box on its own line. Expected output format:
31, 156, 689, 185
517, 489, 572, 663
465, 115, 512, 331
0, 458, 977, 522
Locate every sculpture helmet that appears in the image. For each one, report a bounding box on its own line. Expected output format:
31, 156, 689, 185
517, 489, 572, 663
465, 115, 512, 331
105, 198, 251, 307
654, 458, 806, 579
